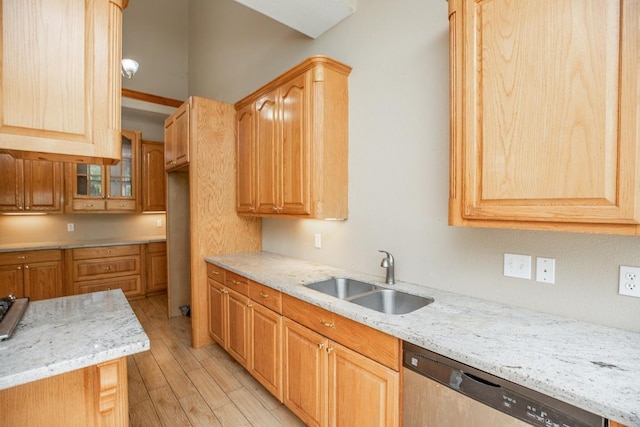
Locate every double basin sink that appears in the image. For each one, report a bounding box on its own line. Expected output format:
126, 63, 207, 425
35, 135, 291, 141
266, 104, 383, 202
304, 277, 433, 315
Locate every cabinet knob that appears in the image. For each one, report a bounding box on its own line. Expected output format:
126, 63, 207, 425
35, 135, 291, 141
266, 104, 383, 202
107, 249, 112, 253
17, 266, 21, 270
25, 206, 30, 210
211, 270, 220, 275
87, 203, 94, 208
318, 342, 325, 349
247, 303, 253, 308
249, 206, 255, 212
24, 265, 29, 269
119, 204, 125, 208
104, 266, 112, 271
320, 320, 334, 328
327, 347, 334, 354
222, 288, 229, 294
17, 256, 27, 260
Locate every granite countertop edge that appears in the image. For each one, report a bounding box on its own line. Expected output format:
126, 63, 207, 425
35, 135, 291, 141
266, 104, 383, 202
205, 251, 640, 427
0, 236, 167, 252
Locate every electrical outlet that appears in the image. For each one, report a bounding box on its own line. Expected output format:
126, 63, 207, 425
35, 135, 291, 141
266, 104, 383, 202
619, 266, 640, 298
156, 219, 163, 228
67, 223, 75, 232
536, 257, 556, 284
314, 233, 322, 249
504, 253, 531, 279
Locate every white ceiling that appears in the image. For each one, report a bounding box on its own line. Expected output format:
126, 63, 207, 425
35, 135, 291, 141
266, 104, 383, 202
232, 0, 356, 39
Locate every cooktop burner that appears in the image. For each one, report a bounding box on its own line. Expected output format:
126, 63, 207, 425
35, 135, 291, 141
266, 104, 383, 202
0, 294, 29, 341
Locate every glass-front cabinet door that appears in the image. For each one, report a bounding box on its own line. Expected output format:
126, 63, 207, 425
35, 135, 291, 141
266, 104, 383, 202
66, 130, 141, 212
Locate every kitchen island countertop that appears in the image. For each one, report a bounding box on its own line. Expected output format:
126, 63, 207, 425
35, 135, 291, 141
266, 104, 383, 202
0, 289, 149, 390
206, 251, 640, 427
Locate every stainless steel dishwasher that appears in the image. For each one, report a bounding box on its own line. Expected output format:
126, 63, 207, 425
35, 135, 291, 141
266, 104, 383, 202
403, 342, 607, 427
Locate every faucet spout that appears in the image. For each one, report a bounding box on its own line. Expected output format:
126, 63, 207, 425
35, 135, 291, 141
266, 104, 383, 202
378, 250, 395, 285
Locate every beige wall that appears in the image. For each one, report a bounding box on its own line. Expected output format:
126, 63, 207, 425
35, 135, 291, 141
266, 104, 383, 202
0, 213, 165, 245
186, 0, 640, 332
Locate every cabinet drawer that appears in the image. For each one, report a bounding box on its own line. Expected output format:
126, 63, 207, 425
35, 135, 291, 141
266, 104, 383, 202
206, 263, 225, 283
283, 294, 400, 370
72, 199, 106, 211
225, 271, 249, 297
73, 256, 141, 281
72, 244, 140, 260
0, 249, 61, 266
106, 199, 137, 211
147, 241, 166, 253
75, 276, 142, 297
249, 281, 282, 314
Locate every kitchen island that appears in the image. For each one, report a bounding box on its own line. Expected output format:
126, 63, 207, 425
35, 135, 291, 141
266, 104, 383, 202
206, 251, 640, 427
0, 289, 149, 427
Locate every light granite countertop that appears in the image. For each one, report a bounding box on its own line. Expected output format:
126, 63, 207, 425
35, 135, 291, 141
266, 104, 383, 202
0, 235, 166, 253
0, 289, 150, 390
206, 251, 640, 427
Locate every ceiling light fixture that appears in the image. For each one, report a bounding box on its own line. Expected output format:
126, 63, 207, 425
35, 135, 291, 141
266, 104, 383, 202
121, 58, 139, 79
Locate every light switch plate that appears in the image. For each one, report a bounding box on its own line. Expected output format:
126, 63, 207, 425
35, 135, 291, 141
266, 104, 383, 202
504, 253, 532, 280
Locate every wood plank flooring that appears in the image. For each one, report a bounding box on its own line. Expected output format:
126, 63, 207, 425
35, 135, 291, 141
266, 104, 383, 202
128, 294, 306, 427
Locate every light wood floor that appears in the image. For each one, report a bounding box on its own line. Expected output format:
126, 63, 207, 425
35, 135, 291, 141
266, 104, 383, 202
127, 294, 306, 427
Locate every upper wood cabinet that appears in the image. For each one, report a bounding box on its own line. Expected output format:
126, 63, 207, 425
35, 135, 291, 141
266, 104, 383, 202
0, 0, 126, 164
448, 0, 640, 234
164, 102, 190, 171
141, 140, 166, 212
0, 154, 63, 213
65, 130, 141, 213
235, 56, 352, 219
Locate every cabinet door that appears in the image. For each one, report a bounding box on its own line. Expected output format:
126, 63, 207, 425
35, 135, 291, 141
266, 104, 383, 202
226, 288, 251, 368
146, 243, 167, 294
0, 0, 123, 164
0, 154, 23, 212
250, 303, 283, 401
68, 163, 106, 211
236, 104, 256, 213
164, 102, 189, 171
328, 341, 399, 427
141, 141, 166, 212
0, 265, 24, 298
208, 278, 226, 346
453, 0, 640, 226
106, 130, 140, 212
283, 319, 327, 427
23, 260, 63, 301
279, 72, 311, 215
23, 160, 63, 213
255, 91, 280, 214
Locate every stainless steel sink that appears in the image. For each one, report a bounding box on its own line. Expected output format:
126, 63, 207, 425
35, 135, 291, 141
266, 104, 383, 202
304, 277, 379, 299
304, 277, 433, 315
349, 289, 434, 315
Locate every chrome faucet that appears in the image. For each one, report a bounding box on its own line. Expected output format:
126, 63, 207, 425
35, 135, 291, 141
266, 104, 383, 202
378, 250, 395, 285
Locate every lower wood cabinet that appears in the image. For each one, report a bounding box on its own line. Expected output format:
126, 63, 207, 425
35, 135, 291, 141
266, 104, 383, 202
283, 295, 400, 427
146, 242, 167, 295
0, 250, 63, 300
66, 244, 143, 298
205, 262, 400, 427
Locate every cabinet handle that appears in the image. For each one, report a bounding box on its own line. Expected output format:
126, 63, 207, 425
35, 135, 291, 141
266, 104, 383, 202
211, 271, 220, 275
249, 206, 255, 212
86, 203, 94, 208
104, 266, 112, 271
247, 303, 253, 308
17, 256, 27, 260
320, 320, 334, 328
318, 342, 325, 349
106, 249, 112, 253
222, 288, 229, 294
259, 292, 269, 298
327, 347, 334, 354
171, 160, 176, 166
